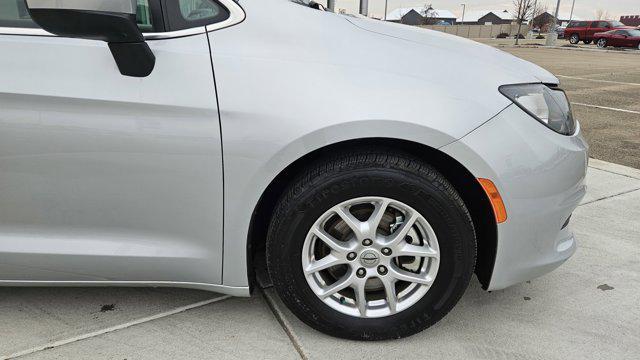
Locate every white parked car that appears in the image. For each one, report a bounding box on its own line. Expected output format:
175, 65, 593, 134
0, 0, 587, 340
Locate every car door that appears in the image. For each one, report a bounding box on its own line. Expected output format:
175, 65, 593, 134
589, 21, 609, 40
0, 0, 232, 285
578, 21, 590, 39
610, 30, 627, 46
620, 31, 635, 47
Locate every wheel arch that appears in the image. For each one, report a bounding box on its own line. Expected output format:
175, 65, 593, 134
247, 138, 497, 291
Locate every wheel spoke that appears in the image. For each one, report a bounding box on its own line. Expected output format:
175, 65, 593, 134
366, 199, 391, 238
304, 254, 343, 275
396, 243, 438, 258
385, 212, 419, 247
334, 205, 364, 240
389, 264, 433, 286
319, 272, 355, 299
353, 280, 368, 316
312, 226, 352, 254
381, 277, 398, 314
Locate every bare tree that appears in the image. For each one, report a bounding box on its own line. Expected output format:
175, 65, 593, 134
513, 0, 535, 44
531, 3, 551, 31
595, 9, 609, 20
423, 4, 438, 25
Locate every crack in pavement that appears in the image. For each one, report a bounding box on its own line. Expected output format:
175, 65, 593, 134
260, 288, 308, 360
2, 295, 232, 360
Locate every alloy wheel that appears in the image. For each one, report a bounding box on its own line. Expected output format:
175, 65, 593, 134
301, 197, 440, 318
570, 34, 579, 44
597, 38, 607, 48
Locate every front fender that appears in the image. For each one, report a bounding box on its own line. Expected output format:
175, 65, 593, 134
220, 119, 458, 287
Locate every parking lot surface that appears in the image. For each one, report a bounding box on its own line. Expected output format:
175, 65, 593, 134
2, 159, 639, 360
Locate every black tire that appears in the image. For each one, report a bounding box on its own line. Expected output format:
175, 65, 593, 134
266, 148, 477, 340
569, 33, 580, 44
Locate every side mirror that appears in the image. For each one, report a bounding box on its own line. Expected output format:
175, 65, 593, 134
26, 0, 155, 77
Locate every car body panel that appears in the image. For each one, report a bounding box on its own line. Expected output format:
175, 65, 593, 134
0, 33, 225, 284
344, 16, 559, 84
594, 30, 640, 48
207, 0, 565, 287
0, 0, 588, 296
442, 105, 588, 290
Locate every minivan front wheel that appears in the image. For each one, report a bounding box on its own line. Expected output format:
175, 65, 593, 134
266, 149, 477, 340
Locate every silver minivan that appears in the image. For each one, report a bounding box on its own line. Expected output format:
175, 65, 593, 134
0, 0, 588, 339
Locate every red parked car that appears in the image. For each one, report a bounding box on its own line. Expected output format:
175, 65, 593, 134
594, 29, 640, 50
564, 20, 630, 44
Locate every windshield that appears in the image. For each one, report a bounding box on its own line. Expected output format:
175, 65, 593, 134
628, 29, 640, 36
609, 21, 625, 27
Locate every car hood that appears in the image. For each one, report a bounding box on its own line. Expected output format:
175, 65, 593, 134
343, 16, 559, 85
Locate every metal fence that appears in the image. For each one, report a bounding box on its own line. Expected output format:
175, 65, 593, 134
419, 24, 530, 39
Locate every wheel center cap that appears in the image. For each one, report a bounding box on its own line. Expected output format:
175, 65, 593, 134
360, 250, 380, 267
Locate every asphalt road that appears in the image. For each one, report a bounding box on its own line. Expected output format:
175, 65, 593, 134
499, 46, 640, 169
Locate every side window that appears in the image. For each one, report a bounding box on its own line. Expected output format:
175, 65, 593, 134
0, 0, 38, 28
136, 0, 155, 32
166, 0, 230, 31
0, 0, 158, 32
597, 21, 610, 28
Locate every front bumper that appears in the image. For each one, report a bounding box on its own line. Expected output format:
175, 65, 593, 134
441, 104, 588, 291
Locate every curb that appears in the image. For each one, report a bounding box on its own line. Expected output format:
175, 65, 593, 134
589, 158, 640, 180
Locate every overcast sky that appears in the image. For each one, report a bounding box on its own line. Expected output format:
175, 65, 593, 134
329, 0, 639, 21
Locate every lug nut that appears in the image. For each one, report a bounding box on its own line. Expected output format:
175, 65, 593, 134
377, 265, 388, 275
347, 252, 357, 261
362, 239, 373, 246
381, 248, 392, 256
356, 268, 367, 278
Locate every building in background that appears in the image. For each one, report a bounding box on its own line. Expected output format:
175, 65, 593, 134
620, 15, 640, 27
457, 10, 515, 25
386, 6, 457, 25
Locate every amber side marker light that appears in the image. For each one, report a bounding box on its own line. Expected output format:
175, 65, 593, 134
477, 178, 508, 224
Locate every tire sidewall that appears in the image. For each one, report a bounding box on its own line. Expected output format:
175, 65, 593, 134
268, 166, 476, 339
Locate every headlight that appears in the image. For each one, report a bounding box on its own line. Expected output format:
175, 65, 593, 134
499, 84, 576, 135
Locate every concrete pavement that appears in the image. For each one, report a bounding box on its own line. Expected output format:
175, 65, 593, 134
1, 159, 639, 359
